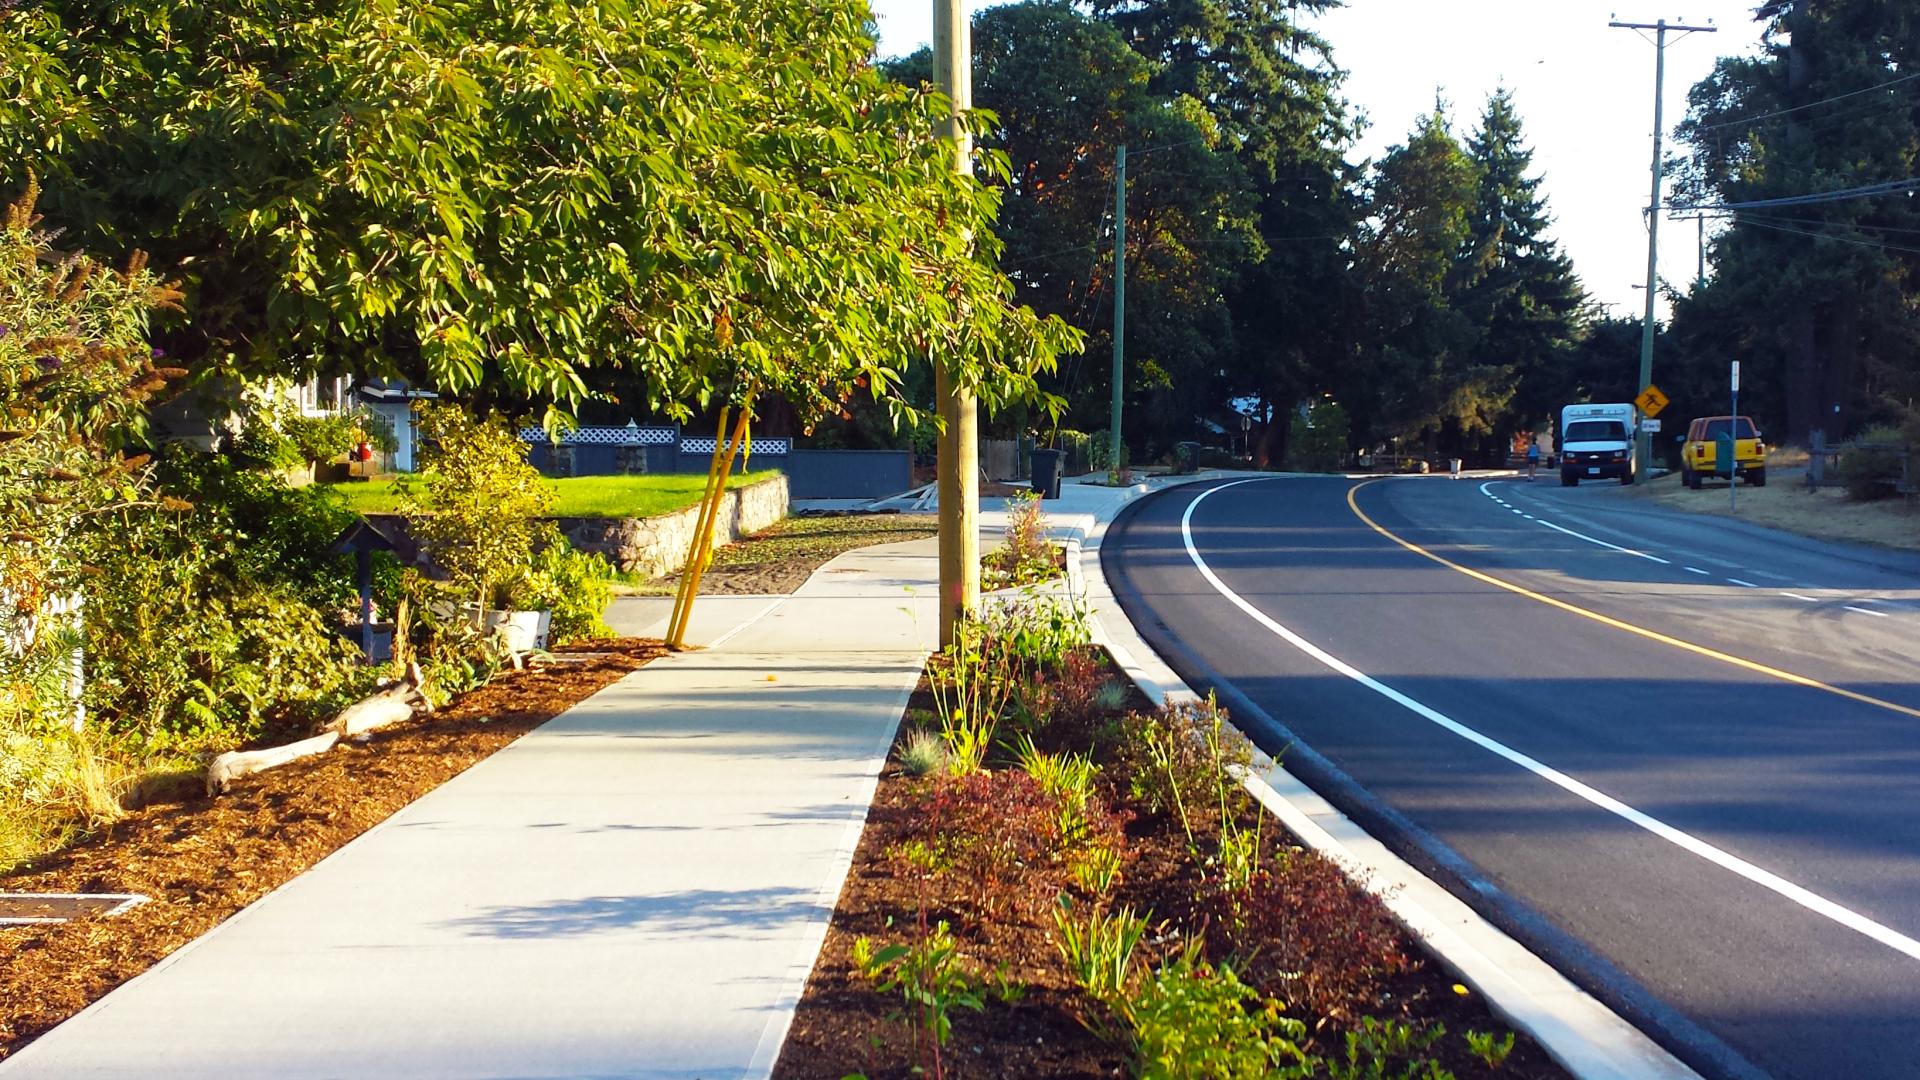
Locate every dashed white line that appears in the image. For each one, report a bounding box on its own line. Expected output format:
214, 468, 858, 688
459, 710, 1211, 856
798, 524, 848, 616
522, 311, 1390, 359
1782, 592, 1819, 602
1845, 605, 1892, 618
1184, 479, 1920, 964
1533, 518, 1673, 564
1684, 567, 1710, 576
1727, 578, 1759, 588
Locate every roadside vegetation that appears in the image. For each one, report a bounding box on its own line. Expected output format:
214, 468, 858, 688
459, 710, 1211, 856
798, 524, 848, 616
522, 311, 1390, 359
776, 596, 1558, 1080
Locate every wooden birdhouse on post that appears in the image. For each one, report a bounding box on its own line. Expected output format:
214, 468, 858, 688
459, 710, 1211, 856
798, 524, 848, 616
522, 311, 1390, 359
330, 518, 400, 663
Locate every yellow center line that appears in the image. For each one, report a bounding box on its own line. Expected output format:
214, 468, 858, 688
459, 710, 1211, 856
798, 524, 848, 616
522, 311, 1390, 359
1345, 479, 1920, 722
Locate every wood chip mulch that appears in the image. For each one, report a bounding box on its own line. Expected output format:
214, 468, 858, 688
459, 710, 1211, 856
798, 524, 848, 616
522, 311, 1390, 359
775, 672, 1574, 1080
0, 638, 666, 1060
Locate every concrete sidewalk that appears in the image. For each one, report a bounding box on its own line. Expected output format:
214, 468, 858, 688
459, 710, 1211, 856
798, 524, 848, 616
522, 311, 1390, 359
0, 543, 947, 1080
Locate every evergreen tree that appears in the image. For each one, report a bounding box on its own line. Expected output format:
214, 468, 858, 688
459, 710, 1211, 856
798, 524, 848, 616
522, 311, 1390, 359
1350, 108, 1503, 446
1458, 89, 1586, 443
1674, 0, 1920, 443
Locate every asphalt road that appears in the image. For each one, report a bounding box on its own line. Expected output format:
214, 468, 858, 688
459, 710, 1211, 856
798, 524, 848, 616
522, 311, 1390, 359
1105, 472, 1920, 1080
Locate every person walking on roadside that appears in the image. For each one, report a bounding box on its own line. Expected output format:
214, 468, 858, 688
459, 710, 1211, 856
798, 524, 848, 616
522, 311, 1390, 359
1525, 439, 1541, 482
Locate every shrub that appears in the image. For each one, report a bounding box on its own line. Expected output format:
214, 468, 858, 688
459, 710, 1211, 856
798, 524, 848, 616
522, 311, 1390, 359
927, 619, 1017, 774
1113, 697, 1254, 844
911, 770, 1065, 920
0, 178, 182, 735
400, 403, 553, 618
83, 516, 363, 747
1203, 851, 1417, 1020
1836, 426, 1909, 501
1013, 646, 1129, 750
985, 589, 1092, 670
983, 490, 1058, 589
154, 446, 363, 610
1123, 941, 1315, 1080
509, 531, 615, 644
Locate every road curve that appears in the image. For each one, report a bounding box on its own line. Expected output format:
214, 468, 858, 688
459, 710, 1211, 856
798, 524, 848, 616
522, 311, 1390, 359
1105, 473, 1920, 1080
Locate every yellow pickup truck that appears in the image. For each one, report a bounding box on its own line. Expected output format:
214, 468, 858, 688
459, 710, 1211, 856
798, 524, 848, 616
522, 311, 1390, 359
1681, 415, 1766, 489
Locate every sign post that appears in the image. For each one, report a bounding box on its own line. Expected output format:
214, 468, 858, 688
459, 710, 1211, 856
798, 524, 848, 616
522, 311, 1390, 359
1730, 361, 1740, 512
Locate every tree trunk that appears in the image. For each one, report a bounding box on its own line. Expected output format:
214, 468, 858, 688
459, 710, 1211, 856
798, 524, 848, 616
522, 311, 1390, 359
1783, 306, 1819, 445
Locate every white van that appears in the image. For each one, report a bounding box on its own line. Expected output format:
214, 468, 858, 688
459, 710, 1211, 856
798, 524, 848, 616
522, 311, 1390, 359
1558, 403, 1636, 486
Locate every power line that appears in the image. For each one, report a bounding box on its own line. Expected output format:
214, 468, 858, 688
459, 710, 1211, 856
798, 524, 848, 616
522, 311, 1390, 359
1735, 214, 1920, 257
1670, 176, 1920, 212
1694, 70, 1920, 132
1734, 212, 1920, 236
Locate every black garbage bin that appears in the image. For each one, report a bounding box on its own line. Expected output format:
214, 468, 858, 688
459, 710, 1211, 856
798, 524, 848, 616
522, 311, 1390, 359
1030, 448, 1064, 499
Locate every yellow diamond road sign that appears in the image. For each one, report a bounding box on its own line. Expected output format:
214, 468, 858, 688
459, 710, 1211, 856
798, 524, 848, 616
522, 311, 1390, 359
1635, 384, 1669, 418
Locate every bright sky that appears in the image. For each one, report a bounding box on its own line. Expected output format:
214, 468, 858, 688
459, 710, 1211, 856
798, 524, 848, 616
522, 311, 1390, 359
866, 0, 1770, 323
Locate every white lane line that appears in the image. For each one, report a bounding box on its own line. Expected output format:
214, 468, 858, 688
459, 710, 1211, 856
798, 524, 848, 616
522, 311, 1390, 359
1182, 478, 1920, 964
1727, 579, 1759, 588
1845, 605, 1892, 618
1746, 570, 1793, 582
1684, 567, 1711, 576
1782, 592, 1819, 603
1533, 517, 1674, 565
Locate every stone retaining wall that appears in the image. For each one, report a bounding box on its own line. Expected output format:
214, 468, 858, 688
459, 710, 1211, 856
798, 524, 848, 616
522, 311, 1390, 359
553, 474, 789, 577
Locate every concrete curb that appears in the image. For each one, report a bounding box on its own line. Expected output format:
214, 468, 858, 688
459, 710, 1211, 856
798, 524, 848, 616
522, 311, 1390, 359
1077, 477, 1703, 1080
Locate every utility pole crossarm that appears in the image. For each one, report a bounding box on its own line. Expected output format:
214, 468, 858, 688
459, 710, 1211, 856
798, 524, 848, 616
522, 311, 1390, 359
1607, 20, 1718, 32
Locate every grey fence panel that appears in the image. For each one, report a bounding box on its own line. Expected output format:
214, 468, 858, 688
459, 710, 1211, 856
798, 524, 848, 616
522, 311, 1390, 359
785, 450, 912, 499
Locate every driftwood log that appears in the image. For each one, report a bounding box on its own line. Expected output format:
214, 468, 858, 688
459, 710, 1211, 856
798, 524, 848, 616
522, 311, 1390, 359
204, 664, 432, 796
323, 662, 433, 738
206, 732, 341, 796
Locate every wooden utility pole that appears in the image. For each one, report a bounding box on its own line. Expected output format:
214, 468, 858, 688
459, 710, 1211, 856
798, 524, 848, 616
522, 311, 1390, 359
933, 0, 979, 646
1611, 16, 1716, 474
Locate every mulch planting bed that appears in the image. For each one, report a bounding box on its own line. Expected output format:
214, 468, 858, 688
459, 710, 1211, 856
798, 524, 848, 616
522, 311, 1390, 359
776, 650, 1571, 1080
0, 638, 666, 1060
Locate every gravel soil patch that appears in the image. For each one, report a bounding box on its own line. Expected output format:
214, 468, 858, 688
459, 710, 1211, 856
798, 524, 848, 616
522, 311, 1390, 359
624, 513, 940, 596
1613, 466, 1920, 553
0, 638, 666, 1060
774, 658, 1569, 1080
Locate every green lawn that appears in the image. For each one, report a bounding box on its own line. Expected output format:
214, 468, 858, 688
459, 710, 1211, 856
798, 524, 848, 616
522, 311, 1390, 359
323, 471, 783, 519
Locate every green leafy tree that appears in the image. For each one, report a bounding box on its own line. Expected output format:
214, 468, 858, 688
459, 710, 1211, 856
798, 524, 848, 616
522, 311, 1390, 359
1091, 0, 1357, 465
892, 2, 1260, 456
0, 0, 1078, 429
